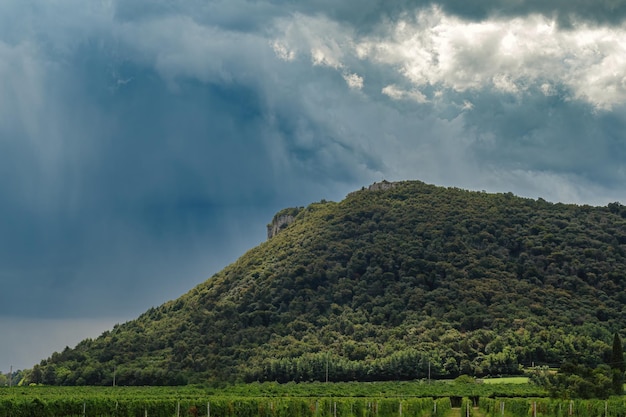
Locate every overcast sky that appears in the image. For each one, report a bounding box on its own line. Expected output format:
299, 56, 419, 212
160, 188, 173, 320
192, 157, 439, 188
1, 0, 626, 373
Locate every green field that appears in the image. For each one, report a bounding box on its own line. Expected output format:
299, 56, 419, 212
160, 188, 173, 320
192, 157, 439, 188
479, 377, 530, 385
1, 381, 625, 417
0, 380, 544, 399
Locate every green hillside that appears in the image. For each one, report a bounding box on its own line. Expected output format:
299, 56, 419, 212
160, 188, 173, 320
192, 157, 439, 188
27, 181, 626, 385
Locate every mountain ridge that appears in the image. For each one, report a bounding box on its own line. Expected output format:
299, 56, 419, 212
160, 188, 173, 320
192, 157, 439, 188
27, 180, 626, 386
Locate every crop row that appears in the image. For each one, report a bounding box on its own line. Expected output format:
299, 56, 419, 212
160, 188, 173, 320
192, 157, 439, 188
480, 397, 626, 417
0, 396, 445, 417
3, 396, 626, 417
0, 381, 546, 399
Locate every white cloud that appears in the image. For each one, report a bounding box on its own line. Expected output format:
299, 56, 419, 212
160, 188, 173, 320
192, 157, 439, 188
540, 83, 557, 96
272, 40, 296, 61
343, 72, 363, 90
271, 14, 366, 90
311, 47, 342, 69
272, 14, 351, 65
270, 7, 626, 109
354, 7, 626, 109
461, 100, 474, 110
381, 84, 428, 102
492, 74, 519, 94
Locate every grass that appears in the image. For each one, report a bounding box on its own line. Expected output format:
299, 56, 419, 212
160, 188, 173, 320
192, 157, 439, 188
479, 377, 530, 384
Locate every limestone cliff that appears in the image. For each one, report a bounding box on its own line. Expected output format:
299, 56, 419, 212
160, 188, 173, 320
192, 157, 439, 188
267, 182, 398, 239
267, 207, 303, 239
366, 180, 398, 192
347, 180, 400, 197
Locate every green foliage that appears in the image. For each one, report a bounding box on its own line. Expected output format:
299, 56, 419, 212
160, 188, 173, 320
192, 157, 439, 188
611, 333, 624, 395
532, 362, 614, 399
13, 383, 626, 417
0, 383, 547, 417
481, 397, 626, 417
0, 386, 439, 417
24, 181, 626, 386
454, 375, 476, 384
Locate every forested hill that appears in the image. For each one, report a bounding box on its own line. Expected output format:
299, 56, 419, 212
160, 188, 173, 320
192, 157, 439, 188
29, 180, 626, 386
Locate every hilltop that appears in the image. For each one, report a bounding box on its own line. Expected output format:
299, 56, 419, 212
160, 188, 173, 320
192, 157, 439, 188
28, 180, 626, 385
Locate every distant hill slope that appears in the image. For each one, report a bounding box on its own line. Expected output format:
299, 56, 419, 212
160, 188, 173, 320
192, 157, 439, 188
29, 181, 626, 385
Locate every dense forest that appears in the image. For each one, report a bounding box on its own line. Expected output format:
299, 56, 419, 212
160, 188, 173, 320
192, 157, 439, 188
25, 180, 626, 386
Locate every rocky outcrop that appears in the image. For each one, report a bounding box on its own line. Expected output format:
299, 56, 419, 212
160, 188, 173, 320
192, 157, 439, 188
267, 214, 296, 239
347, 180, 400, 197
366, 180, 398, 192
267, 207, 302, 239
267, 182, 399, 239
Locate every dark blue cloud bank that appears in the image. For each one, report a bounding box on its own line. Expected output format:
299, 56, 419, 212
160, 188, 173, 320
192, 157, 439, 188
1, 0, 625, 370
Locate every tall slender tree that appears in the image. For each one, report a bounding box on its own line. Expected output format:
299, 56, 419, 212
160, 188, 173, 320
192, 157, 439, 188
611, 333, 625, 395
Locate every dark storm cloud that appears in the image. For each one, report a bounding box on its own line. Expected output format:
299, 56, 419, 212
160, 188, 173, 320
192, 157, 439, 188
268, 0, 626, 27
432, 0, 626, 26
250, 0, 626, 28
0, 0, 375, 320
464, 93, 626, 185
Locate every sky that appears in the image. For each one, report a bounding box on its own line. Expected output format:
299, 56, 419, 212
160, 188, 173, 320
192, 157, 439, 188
1, 0, 626, 373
